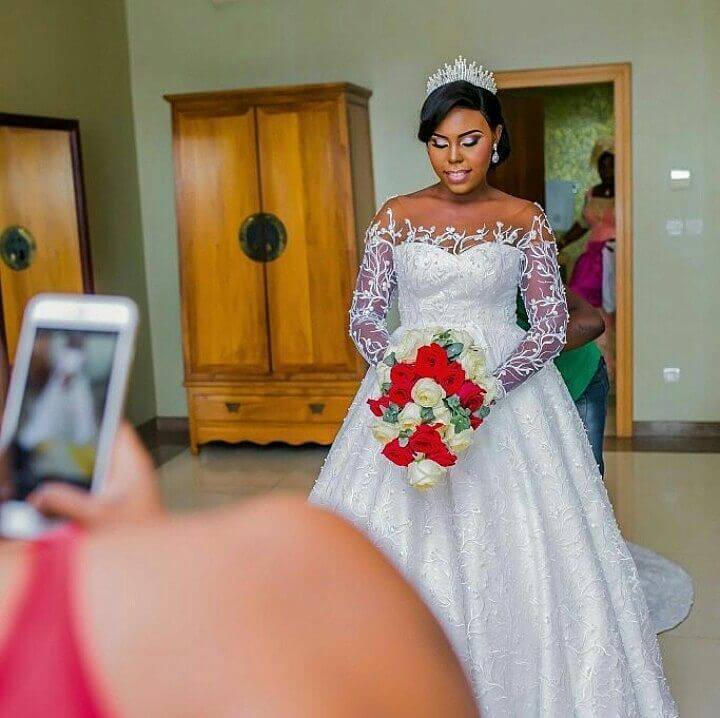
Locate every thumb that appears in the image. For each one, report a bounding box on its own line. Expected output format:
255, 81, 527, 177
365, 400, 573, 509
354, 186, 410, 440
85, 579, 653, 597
27, 483, 102, 527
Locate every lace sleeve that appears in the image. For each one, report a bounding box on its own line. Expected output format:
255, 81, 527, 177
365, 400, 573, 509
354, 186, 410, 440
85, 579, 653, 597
493, 204, 568, 396
348, 203, 400, 365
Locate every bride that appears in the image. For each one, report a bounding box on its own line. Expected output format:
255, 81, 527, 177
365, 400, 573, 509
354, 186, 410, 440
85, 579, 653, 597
309, 57, 677, 716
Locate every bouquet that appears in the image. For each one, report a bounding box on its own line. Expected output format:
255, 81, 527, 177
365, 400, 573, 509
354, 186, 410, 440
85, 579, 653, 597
367, 327, 498, 491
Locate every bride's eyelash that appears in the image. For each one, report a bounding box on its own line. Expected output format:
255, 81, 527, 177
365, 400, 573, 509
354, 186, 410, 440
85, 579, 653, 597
430, 137, 481, 149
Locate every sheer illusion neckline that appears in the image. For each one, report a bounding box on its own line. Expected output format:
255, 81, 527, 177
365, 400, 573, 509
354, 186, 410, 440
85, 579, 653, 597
385, 206, 534, 256
394, 237, 522, 260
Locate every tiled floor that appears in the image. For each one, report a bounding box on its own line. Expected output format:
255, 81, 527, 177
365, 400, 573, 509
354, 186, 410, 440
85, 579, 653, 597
157, 444, 720, 716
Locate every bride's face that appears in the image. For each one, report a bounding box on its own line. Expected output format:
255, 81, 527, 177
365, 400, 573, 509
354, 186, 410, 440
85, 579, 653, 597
426, 107, 501, 195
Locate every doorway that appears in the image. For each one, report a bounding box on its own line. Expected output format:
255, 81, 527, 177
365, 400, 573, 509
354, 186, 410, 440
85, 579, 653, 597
493, 64, 633, 437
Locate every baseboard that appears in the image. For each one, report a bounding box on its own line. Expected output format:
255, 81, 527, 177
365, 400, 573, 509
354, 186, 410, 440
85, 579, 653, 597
137, 416, 720, 456
605, 421, 720, 453
633, 421, 720, 438
136, 416, 189, 445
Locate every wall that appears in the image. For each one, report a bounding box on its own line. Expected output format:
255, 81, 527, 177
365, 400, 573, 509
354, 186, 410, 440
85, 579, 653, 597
2, 0, 155, 423
125, 0, 719, 422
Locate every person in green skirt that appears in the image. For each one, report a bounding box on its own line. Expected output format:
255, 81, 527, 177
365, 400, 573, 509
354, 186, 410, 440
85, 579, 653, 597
517, 289, 608, 474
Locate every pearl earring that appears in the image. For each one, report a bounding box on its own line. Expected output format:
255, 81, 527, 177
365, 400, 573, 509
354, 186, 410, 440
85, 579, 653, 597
492, 142, 500, 165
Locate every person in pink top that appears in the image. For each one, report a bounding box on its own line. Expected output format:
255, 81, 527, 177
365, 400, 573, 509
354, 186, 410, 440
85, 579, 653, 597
559, 139, 616, 381
0, 409, 478, 717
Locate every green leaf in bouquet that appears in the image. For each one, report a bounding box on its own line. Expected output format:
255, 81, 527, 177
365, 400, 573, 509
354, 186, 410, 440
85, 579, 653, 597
477, 406, 491, 419
433, 330, 452, 345
452, 414, 471, 433
445, 342, 464, 360
382, 405, 400, 424
381, 382, 392, 394
420, 406, 435, 423
383, 352, 397, 367
399, 429, 412, 439
445, 395, 461, 410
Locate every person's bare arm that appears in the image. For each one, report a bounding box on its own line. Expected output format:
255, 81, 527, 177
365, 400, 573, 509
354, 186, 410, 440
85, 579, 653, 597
83, 496, 479, 718
565, 289, 605, 350
556, 221, 587, 250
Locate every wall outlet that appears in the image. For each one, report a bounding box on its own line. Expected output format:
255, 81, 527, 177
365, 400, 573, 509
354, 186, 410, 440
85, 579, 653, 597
665, 219, 684, 237
663, 367, 681, 383
685, 219, 703, 236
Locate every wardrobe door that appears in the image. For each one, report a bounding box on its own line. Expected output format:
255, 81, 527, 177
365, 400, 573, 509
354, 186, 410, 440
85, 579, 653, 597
256, 100, 357, 376
174, 107, 270, 379
0, 120, 90, 361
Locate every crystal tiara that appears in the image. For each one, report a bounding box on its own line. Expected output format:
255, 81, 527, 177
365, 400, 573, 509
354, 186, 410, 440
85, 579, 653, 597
426, 55, 497, 96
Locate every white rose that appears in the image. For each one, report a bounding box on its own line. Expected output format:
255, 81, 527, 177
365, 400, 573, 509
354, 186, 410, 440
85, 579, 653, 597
460, 349, 487, 382
447, 329, 475, 350
445, 424, 474, 454
411, 378, 446, 408
431, 402, 452, 426
371, 420, 400, 445
481, 376, 503, 406
398, 402, 422, 432
392, 329, 426, 363
425, 326, 444, 342
408, 459, 447, 491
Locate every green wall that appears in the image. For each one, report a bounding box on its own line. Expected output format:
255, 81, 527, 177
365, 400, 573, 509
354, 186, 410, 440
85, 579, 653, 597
124, 0, 720, 422
543, 83, 615, 273
543, 84, 615, 218
2, 0, 155, 423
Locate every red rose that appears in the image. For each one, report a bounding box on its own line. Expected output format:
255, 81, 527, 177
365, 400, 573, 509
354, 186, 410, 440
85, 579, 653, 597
426, 443, 457, 467
415, 343, 449, 377
470, 415, 483, 430
382, 438, 414, 467
390, 361, 420, 387
388, 383, 412, 408
408, 423, 445, 456
367, 395, 391, 417
458, 380, 486, 412
435, 362, 466, 395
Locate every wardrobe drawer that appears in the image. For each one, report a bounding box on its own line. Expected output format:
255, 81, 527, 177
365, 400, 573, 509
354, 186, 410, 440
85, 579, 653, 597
192, 393, 351, 424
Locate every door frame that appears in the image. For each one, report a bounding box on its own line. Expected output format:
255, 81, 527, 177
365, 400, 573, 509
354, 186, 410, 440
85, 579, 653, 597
494, 63, 633, 437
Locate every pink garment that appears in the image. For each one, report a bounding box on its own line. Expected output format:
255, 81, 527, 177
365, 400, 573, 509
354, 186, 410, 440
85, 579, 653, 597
568, 190, 615, 307
0, 526, 114, 718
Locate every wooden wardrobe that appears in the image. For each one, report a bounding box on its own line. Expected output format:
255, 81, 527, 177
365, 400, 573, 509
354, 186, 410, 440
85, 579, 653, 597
166, 83, 375, 453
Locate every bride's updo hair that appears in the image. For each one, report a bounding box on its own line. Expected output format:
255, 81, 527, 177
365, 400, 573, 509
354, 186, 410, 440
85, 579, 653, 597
417, 80, 511, 167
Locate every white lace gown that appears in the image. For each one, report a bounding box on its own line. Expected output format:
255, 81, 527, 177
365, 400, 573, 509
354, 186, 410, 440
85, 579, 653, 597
309, 200, 677, 716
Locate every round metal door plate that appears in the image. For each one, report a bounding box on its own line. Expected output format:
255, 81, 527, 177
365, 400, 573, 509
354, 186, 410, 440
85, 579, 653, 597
0, 226, 36, 271
239, 213, 287, 263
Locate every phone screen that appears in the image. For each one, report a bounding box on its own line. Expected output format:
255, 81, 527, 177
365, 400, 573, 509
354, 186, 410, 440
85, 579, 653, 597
3, 327, 118, 501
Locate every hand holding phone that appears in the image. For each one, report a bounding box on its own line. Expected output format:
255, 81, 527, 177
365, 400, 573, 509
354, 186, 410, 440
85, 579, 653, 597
28, 421, 163, 530
0, 294, 138, 539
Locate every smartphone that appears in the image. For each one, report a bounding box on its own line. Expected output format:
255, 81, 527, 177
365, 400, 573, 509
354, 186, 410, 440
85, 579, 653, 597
0, 294, 138, 539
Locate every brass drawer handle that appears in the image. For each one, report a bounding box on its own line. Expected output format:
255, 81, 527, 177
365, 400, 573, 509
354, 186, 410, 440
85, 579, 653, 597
308, 403, 325, 415
225, 402, 241, 413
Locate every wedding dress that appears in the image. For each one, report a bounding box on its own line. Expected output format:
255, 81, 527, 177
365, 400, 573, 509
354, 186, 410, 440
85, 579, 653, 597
309, 194, 678, 716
